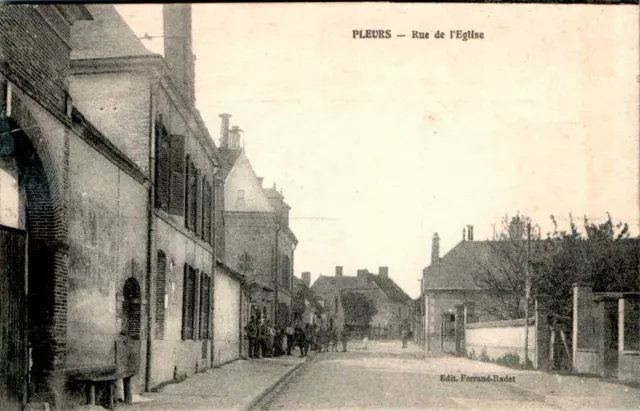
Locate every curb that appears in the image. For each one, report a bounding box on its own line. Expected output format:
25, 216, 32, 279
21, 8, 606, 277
239, 357, 309, 411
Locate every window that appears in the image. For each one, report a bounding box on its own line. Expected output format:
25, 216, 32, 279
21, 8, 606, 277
185, 156, 198, 231
155, 251, 167, 339
199, 273, 211, 340
624, 299, 640, 351
236, 190, 245, 209
182, 264, 197, 340
238, 252, 253, 273
121, 278, 142, 340
154, 115, 185, 215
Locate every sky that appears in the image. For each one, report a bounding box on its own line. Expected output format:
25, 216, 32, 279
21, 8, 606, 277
116, 4, 639, 298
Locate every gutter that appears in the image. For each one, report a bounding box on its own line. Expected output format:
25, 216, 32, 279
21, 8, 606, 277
290, 242, 297, 324
144, 82, 157, 392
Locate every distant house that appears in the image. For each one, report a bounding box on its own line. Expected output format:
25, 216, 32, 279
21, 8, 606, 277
218, 119, 298, 328
311, 266, 411, 338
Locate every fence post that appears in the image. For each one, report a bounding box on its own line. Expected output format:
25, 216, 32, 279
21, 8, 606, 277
455, 304, 465, 356
535, 294, 550, 370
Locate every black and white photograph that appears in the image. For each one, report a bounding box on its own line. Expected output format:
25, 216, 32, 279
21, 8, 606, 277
0, 2, 638, 410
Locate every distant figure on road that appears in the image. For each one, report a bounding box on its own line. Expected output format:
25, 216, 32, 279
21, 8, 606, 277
285, 323, 295, 356
401, 328, 408, 349
265, 320, 275, 357
303, 323, 313, 357
341, 328, 348, 352
330, 326, 338, 352
257, 319, 267, 359
245, 317, 257, 358
363, 335, 369, 350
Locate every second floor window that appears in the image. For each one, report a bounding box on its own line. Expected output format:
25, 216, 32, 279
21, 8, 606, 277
238, 252, 253, 273
154, 114, 185, 216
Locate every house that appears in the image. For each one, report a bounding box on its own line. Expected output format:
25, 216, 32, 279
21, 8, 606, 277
218, 119, 298, 328
0, 4, 168, 409
69, 3, 243, 397
311, 266, 411, 338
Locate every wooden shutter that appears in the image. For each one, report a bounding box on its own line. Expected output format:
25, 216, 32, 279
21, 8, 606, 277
155, 117, 170, 212
189, 162, 197, 231
169, 134, 186, 216
155, 251, 167, 339
182, 264, 195, 340
199, 273, 209, 340
195, 169, 202, 237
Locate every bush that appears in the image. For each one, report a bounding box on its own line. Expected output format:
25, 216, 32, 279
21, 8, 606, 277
467, 348, 477, 360
479, 347, 491, 362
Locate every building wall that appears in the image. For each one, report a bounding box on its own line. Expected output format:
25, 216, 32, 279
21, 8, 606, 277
66, 134, 149, 393
69, 71, 151, 174
213, 267, 241, 366
425, 290, 499, 351
465, 319, 537, 366
224, 212, 274, 285
224, 153, 273, 212
0, 5, 74, 116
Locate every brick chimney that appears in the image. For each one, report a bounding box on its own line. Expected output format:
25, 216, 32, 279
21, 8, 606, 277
229, 125, 243, 150
467, 225, 474, 241
357, 269, 369, 283
163, 4, 196, 106
431, 233, 440, 265
335, 266, 343, 277
219, 113, 231, 148
378, 266, 388, 278
301, 272, 311, 287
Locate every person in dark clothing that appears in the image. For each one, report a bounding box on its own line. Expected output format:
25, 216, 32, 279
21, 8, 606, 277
303, 324, 314, 356
245, 317, 258, 358
285, 324, 295, 356
256, 320, 267, 359
341, 328, 348, 352
274, 326, 283, 357
296, 324, 307, 357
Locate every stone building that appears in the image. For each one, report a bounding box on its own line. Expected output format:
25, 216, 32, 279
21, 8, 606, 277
218, 120, 298, 328
311, 266, 411, 338
69, 2, 245, 401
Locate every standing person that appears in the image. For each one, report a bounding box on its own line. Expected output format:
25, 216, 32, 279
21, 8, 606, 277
322, 327, 330, 352
401, 327, 408, 349
245, 317, 257, 359
330, 326, 338, 352
296, 324, 307, 358
285, 323, 295, 356
265, 320, 274, 357
256, 319, 266, 359
274, 326, 283, 357
303, 323, 313, 357
341, 328, 348, 352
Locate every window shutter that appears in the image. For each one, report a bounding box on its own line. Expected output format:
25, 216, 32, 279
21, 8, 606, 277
169, 134, 186, 216
182, 263, 190, 340
155, 118, 170, 212
189, 162, 197, 231
184, 158, 192, 228
199, 273, 208, 340
193, 268, 200, 339
195, 169, 202, 237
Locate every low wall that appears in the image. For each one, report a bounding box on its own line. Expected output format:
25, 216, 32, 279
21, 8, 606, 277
466, 318, 536, 366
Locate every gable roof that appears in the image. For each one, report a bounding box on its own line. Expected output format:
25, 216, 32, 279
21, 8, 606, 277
71, 4, 156, 60
217, 148, 243, 180
222, 150, 274, 213
311, 272, 410, 303
293, 276, 325, 313
423, 241, 494, 291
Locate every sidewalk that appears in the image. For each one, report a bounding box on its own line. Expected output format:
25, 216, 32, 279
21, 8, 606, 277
113, 355, 307, 411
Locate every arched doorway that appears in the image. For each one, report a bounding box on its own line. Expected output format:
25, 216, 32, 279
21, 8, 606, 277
0, 97, 61, 409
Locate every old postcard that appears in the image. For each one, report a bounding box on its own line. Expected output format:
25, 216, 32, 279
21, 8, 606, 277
0, 2, 638, 410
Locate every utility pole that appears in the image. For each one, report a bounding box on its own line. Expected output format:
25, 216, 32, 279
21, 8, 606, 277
524, 219, 532, 369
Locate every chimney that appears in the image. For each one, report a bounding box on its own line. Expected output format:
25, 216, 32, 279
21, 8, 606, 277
431, 233, 440, 265
378, 266, 388, 278
462, 227, 466, 242
509, 216, 525, 241
163, 4, 196, 106
467, 225, 474, 241
301, 272, 311, 287
219, 113, 231, 147
257, 177, 264, 187
229, 125, 243, 149
335, 266, 343, 277
357, 269, 368, 280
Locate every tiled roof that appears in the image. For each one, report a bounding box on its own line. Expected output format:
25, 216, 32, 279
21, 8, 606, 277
311, 273, 410, 303
371, 275, 411, 303
423, 240, 509, 291
71, 4, 156, 60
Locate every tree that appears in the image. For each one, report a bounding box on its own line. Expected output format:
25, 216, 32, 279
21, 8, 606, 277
531, 213, 639, 318
472, 214, 542, 320
341, 291, 378, 333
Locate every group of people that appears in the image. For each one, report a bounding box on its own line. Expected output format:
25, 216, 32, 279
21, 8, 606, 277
244, 317, 349, 359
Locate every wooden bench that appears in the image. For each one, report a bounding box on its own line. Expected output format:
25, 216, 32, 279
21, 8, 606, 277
69, 340, 140, 409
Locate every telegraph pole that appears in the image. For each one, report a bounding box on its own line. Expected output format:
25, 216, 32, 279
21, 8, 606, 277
523, 219, 532, 369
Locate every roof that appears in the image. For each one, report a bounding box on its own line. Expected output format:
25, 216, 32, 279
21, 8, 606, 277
311, 272, 410, 303
217, 148, 243, 180
423, 241, 495, 291
263, 188, 284, 199
371, 275, 411, 303
71, 4, 156, 60
215, 259, 245, 282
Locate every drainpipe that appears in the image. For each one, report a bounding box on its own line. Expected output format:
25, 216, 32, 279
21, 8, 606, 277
145, 82, 158, 392
210, 172, 220, 368
274, 221, 280, 323
290, 242, 297, 324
